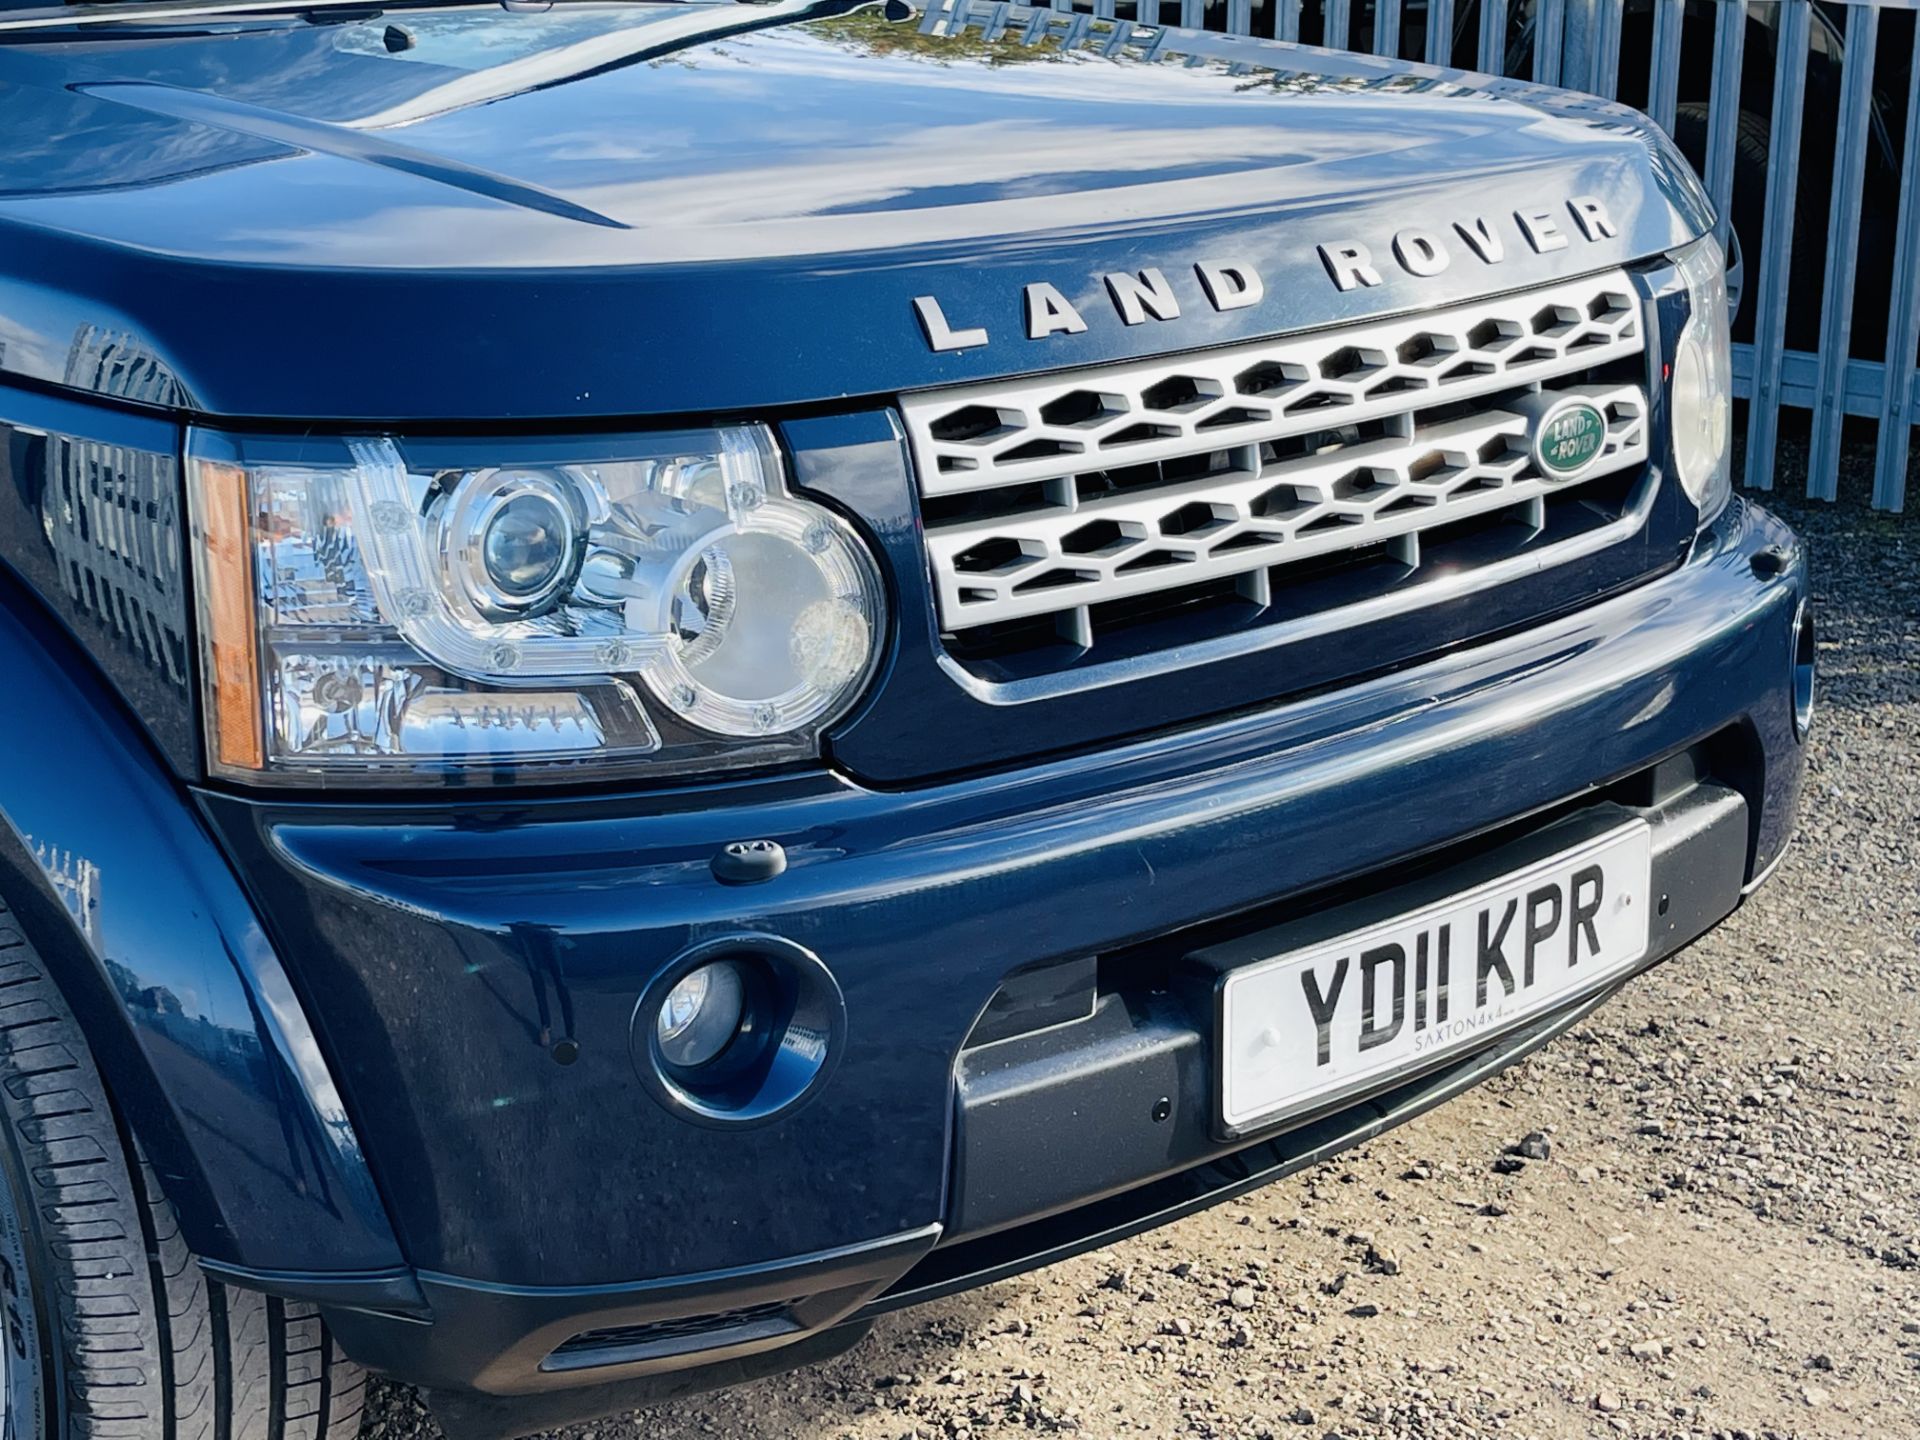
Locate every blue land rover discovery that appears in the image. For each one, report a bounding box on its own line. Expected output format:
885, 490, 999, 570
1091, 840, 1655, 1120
0, 0, 1810, 1436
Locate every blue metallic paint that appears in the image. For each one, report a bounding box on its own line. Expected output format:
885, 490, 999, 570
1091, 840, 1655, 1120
0, 381, 197, 772
0, 2, 1805, 1412
193, 493, 1802, 1294
0, 2, 1711, 421
0, 568, 404, 1276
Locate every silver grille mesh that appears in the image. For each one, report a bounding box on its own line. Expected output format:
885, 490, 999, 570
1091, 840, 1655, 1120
902, 272, 1649, 640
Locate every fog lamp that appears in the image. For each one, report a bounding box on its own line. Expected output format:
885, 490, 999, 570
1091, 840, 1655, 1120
656, 961, 747, 1070
632, 937, 845, 1127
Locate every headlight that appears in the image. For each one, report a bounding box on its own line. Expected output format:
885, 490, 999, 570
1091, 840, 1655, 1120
187, 426, 884, 785
1669, 234, 1733, 524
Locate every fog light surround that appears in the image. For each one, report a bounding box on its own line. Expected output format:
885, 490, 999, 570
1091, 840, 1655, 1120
632, 937, 845, 1126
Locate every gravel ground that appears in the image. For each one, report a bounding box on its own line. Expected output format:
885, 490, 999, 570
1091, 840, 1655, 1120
367, 486, 1918, 1440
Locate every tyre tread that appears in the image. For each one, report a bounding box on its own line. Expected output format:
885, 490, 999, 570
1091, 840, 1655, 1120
0, 896, 365, 1440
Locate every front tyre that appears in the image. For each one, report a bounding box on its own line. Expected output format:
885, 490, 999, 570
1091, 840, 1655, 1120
0, 893, 366, 1440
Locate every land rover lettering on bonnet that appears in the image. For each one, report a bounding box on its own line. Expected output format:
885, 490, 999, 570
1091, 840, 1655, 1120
912, 197, 1621, 351
0, 1, 1806, 1437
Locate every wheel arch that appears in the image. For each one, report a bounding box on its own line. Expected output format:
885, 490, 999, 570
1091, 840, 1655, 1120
0, 570, 408, 1284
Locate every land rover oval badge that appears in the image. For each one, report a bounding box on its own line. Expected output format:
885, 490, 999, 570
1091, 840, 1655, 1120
1532, 398, 1608, 479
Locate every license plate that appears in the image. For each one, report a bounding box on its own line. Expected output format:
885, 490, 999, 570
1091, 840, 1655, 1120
1219, 823, 1652, 1134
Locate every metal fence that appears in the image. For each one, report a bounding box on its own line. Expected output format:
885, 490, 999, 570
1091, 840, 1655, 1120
1561, 0, 1914, 512
958, 0, 1916, 511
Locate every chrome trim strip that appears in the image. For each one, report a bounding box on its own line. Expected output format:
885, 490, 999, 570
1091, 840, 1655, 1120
1741, 835, 1794, 897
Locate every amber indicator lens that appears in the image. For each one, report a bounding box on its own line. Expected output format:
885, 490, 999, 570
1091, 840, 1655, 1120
194, 460, 264, 772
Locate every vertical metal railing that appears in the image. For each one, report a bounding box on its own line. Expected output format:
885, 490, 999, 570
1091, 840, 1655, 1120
1809, 4, 1878, 499
1874, 21, 1920, 509
1742, 0, 1808, 493
1534, 0, 1564, 82
1017, 0, 1916, 512
1478, 0, 1509, 69
1578, 0, 1912, 512
1703, 0, 1747, 260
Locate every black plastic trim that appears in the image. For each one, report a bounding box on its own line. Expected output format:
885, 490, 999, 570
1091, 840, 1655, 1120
869, 982, 1620, 1317
891, 780, 1748, 1296
423, 1320, 875, 1440
319, 1223, 940, 1396
198, 1260, 430, 1317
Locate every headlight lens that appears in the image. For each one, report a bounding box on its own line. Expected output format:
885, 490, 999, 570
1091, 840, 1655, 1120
188, 426, 883, 784
1669, 235, 1734, 524
457, 471, 583, 617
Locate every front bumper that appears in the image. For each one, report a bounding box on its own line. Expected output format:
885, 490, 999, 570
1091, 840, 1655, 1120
196, 496, 1805, 1417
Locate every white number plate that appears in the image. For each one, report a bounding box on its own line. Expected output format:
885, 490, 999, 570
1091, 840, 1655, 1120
1219, 824, 1652, 1133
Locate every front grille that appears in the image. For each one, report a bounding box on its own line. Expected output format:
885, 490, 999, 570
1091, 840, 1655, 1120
902, 272, 1649, 667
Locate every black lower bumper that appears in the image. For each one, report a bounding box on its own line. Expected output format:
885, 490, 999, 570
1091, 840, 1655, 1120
319, 766, 1754, 1436
881, 776, 1747, 1310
